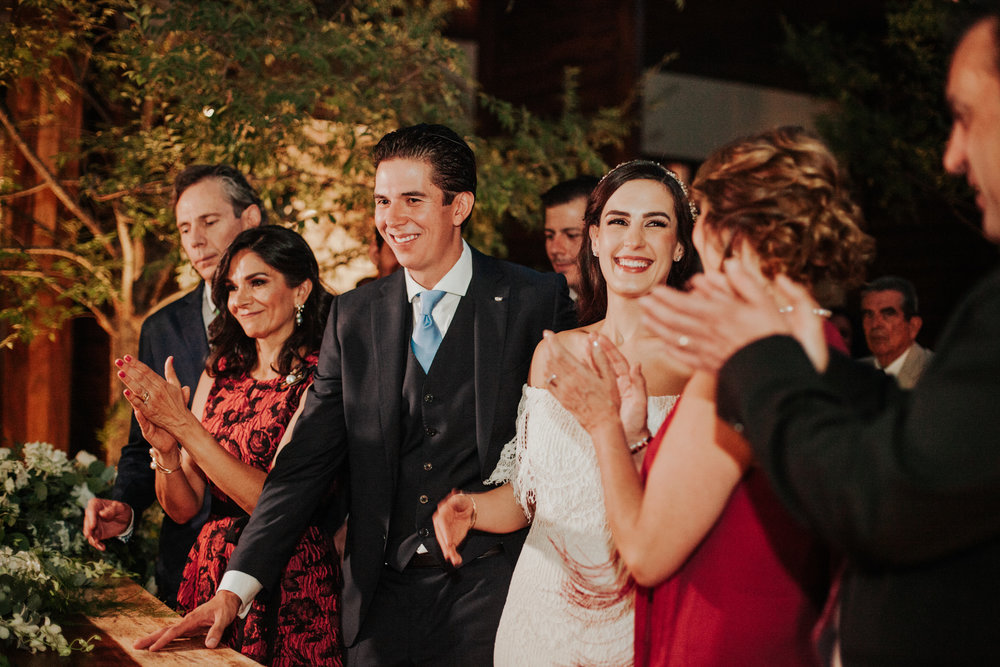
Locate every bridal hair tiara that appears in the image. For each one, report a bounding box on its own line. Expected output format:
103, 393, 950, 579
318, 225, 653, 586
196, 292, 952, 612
598, 159, 699, 220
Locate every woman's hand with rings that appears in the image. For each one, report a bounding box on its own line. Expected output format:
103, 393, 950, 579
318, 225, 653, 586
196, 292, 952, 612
115, 355, 193, 438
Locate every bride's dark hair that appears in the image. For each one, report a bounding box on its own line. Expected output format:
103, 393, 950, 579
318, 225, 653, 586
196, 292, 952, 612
577, 160, 700, 326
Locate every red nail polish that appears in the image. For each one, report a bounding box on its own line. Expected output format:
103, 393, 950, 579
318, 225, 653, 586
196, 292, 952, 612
124, 355, 132, 362
118, 371, 126, 378
124, 389, 131, 397
115, 359, 123, 367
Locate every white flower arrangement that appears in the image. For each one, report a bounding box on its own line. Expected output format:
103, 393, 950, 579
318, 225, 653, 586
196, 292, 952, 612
1, 442, 160, 657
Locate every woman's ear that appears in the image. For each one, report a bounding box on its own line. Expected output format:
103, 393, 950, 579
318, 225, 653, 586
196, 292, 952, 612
294, 279, 313, 307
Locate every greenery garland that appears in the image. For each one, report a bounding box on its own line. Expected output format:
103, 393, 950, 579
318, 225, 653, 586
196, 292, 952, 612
0, 443, 160, 659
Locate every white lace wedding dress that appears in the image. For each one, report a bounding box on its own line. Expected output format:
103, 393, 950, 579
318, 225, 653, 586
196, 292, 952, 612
487, 385, 677, 666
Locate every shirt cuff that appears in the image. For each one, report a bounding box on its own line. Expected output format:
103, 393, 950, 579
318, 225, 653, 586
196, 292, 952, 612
117, 507, 136, 543
219, 571, 263, 619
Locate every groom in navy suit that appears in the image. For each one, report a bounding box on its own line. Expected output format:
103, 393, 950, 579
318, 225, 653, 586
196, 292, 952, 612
139, 124, 576, 663
83, 164, 264, 606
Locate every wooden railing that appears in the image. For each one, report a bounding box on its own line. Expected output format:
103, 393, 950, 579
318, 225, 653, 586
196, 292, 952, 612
10, 578, 258, 666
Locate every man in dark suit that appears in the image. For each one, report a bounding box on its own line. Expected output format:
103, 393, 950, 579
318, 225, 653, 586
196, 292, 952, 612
638, 13, 1000, 664
139, 124, 576, 663
83, 164, 264, 606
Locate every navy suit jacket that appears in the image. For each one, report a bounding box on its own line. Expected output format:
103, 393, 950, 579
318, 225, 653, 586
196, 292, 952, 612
227, 249, 577, 645
112, 284, 210, 604
716, 267, 1000, 664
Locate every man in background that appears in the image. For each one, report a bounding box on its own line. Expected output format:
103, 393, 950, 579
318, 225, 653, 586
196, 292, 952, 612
357, 226, 403, 287
860, 275, 932, 388
83, 164, 264, 606
541, 175, 598, 300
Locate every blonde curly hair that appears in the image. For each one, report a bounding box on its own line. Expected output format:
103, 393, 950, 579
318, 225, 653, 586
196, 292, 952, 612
692, 126, 874, 289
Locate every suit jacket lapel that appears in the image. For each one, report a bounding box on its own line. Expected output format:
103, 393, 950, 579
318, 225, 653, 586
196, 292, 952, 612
898, 343, 929, 389
170, 285, 210, 380
373, 274, 408, 474
469, 251, 509, 471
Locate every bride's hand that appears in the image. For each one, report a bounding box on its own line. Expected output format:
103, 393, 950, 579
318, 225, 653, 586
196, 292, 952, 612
591, 334, 650, 445
541, 331, 620, 435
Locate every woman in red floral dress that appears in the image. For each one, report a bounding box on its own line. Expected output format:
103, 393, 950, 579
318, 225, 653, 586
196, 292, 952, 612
117, 226, 340, 665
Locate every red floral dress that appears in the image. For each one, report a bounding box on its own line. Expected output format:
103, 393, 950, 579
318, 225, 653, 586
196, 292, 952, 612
175, 354, 342, 666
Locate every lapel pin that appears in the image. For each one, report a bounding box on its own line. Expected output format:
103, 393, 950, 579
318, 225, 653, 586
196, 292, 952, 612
494, 296, 503, 302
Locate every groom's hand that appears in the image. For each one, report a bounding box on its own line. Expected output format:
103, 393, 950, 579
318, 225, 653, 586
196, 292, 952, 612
134, 590, 241, 651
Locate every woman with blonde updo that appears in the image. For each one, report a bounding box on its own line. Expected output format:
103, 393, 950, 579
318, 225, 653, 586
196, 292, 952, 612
543, 126, 874, 666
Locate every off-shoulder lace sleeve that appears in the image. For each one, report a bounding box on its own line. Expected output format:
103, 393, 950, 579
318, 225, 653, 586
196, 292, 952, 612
485, 385, 528, 486
484, 385, 537, 519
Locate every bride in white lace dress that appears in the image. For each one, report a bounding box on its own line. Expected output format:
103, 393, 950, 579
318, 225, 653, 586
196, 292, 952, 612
433, 161, 699, 666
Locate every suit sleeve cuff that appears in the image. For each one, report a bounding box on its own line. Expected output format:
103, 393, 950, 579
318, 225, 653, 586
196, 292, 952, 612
219, 571, 263, 618
116, 506, 136, 543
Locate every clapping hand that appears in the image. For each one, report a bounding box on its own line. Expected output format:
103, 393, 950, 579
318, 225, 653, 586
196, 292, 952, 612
641, 256, 829, 374
116, 356, 192, 441
542, 331, 649, 444
591, 333, 651, 445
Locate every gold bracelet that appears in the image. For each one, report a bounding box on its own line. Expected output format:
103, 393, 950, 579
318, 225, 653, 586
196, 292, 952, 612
148, 447, 180, 474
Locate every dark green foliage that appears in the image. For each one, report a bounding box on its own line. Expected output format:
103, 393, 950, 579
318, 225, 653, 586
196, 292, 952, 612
783, 0, 978, 232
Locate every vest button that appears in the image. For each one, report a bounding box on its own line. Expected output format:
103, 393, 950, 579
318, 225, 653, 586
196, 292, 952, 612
424, 394, 434, 403
425, 427, 437, 436
423, 462, 433, 471
419, 494, 429, 504
419, 528, 429, 538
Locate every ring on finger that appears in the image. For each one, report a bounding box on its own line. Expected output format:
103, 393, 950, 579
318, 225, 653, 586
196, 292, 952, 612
140, 390, 150, 404
677, 335, 691, 348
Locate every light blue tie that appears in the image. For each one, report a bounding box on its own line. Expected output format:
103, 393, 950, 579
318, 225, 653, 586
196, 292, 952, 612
412, 290, 447, 372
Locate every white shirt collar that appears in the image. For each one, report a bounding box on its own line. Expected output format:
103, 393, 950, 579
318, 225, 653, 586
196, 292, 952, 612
404, 240, 473, 301
201, 281, 217, 333
880, 343, 914, 377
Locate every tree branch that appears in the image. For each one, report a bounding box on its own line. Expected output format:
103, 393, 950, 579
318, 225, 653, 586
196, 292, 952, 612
8, 246, 116, 293
0, 101, 115, 256
0, 269, 115, 335
0, 181, 79, 201
114, 202, 134, 323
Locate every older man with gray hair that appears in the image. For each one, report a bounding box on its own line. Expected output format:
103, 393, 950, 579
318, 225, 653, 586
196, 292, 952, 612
859, 275, 933, 388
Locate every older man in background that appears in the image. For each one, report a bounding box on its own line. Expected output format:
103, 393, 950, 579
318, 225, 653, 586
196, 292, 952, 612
860, 275, 932, 388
